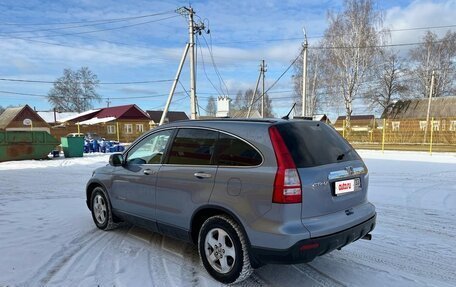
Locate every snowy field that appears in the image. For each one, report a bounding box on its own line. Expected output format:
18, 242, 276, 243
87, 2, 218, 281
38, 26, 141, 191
0, 150, 455, 286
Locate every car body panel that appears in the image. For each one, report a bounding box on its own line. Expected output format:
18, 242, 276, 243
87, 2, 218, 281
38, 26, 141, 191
155, 164, 217, 230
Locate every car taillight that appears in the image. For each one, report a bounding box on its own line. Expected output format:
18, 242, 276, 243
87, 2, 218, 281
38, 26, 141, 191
269, 126, 302, 204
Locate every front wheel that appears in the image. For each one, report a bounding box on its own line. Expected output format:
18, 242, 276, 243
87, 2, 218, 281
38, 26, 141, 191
198, 215, 253, 284
91, 187, 116, 230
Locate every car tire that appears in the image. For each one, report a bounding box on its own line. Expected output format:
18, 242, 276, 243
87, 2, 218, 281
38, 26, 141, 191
91, 187, 117, 231
198, 214, 253, 284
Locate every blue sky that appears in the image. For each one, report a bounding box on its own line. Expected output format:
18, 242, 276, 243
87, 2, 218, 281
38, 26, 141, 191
0, 0, 455, 119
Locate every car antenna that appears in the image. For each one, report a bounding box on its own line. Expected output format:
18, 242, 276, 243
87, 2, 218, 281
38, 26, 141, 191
281, 103, 296, 120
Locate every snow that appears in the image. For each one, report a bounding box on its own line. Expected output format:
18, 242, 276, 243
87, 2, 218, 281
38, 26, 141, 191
0, 150, 455, 286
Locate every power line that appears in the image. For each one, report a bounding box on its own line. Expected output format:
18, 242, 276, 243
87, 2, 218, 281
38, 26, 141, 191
264, 50, 302, 94
147, 95, 188, 110
0, 11, 174, 34
309, 40, 445, 50
0, 89, 184, 100
196, 36, 225, 97
0, 90, 47, 97
0, 11, 175, 26
0, 15, 180, 40
178, 80, 209, 114
211, 23, 456, 45
0, 78, 173, 85
3, 36, 175, 63
200, 34, 230, 96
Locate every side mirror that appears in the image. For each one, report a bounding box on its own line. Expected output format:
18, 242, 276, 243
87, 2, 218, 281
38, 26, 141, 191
109, 153, 124, 166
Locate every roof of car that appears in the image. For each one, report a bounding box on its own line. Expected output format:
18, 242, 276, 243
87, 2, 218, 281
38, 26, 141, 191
169, 118, 281, 125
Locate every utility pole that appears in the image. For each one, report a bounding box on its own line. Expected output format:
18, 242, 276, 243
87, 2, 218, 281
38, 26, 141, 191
247, 65, 262, 118
261, 60, 267, 118
302, 28, 308, 117
106, 98, 111, 108
424, 70, 436, 143
188, 8, 197, 120
176, 6, 206, 120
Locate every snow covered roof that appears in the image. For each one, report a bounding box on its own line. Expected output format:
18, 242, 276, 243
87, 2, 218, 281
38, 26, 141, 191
37, 111, 79, 123
59, 109, 100, 123
76, 117, 116, 125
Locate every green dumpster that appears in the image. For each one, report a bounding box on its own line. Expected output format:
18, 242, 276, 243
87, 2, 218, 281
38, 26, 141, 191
61, 136, 84, 158
0, 131, 59, 162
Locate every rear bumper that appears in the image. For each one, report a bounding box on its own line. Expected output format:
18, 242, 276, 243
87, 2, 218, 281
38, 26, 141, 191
249, 213, 376, 265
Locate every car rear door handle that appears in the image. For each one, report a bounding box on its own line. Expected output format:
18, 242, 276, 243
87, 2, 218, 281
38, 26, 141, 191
194, 172, 212, 179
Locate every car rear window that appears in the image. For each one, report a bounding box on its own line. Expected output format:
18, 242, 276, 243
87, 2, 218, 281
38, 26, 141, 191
275, 121, 360, 168
215, 133, 262, 166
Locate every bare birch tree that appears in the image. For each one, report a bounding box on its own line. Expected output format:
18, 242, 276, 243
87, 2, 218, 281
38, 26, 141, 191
364, 50, 408, 115
407, 31, 456, 98
48, 67, 101, 113
321, 0, 384, 129
205, 96, 216, 116
293, 48, 324, 116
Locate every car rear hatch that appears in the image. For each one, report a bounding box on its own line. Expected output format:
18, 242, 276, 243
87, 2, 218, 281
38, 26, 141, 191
275, 121, 374, 237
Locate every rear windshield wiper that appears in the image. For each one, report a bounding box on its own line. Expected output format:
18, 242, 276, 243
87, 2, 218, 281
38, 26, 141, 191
336, 149, 352, 161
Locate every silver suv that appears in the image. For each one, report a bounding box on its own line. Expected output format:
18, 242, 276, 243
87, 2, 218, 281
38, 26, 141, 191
86, 119, 376, 284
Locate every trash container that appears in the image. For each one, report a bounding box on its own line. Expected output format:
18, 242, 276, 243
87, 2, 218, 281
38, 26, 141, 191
61, 136, 84, 158
0, 131, 59, 162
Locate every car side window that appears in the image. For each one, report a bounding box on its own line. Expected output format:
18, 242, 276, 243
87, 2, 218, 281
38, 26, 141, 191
167, 128, 218, 165
126, 129, 173, 165
215, 133, 262, 166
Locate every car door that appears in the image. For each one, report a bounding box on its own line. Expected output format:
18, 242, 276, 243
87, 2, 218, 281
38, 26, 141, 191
110, 129, 173, 221
155, 128, 218, 237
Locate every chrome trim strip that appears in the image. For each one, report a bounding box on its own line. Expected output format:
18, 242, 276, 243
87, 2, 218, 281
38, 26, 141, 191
328, 166, 366, 181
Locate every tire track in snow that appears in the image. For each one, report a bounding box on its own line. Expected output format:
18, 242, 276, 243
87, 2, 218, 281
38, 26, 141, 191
342, 244, 456, 284
25, 229, 108, 286
378, 204, 456, 239
293, 264, 347, 287
339, 204, 456, 284
49, 226, 132, 286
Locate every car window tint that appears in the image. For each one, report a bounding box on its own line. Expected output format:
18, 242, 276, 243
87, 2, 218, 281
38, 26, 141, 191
127, 130, 172, 165
276, 122, 360, 168
168, 129, 218, 165
215, 133, 262, 166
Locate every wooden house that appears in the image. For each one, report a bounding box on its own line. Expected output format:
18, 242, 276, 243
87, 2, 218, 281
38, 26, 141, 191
334, 115, 376, 132
55, 104, 150, 142
147, 110, 189, 127
0, 105, 51, 133
382, 97, 456, 132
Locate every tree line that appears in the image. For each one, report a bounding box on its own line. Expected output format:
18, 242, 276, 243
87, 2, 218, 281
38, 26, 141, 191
293, 0, 456, 128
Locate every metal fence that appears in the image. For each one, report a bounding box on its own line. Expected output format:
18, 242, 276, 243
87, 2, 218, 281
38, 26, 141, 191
337, 118, 456, 153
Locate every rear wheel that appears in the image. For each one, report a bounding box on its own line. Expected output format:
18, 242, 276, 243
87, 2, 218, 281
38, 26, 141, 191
91, 187, 117, 230
198, 215, 253, 284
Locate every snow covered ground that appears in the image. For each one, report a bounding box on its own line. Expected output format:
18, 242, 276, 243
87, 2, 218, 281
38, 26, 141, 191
0, 150, 455, 286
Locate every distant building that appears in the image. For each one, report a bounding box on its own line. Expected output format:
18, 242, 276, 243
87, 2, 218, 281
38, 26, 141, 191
382, 97, 456, 132
0, 105, 50, 133
56, 104, 150, 142
334, 115, 376, 131
312, 114, 331, 123
147, 110, 189, 126
294, 114, 331, 123
37, 110, 78, 125
199, 96, 262, 119
216, 96, 231, 117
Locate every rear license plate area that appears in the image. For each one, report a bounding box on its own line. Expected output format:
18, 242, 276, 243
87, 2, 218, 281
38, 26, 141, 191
334, 178, 361, 196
